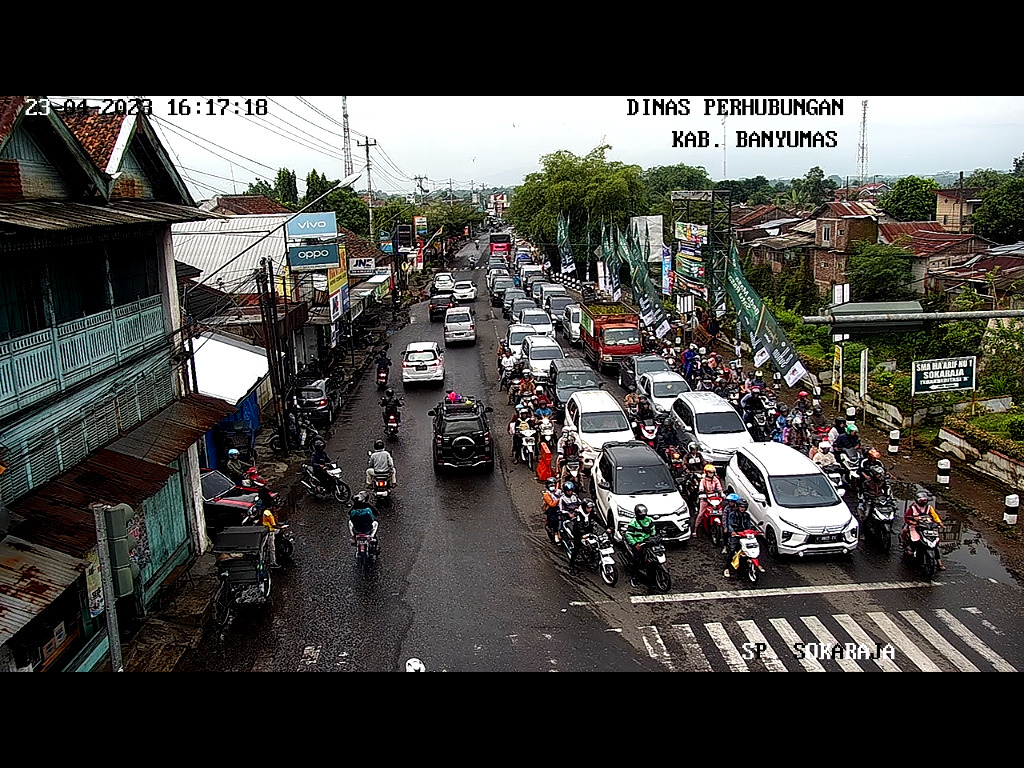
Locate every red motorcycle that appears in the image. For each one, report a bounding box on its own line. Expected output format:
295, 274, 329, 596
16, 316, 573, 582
697, 493, 725, 547
242, 466, 282, 512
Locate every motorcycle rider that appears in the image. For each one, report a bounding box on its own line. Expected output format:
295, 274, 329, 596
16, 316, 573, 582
833, 422, 861, 453
786, 414, 811, 454
542, 477, 562, 541
772, 403, 790, 442
498, 348, 518, 388
793, 390, 812, 415
740, 386, 766, 435
567, 498, 598, 574
858, 448, 887, 503
533, 397, 554, 421
623, 386, 640, 412
623, 504, 657, 587
808, 405, 829, 432
509, 404, 534, 464
812, 440, 838, 468
348, 491, 379, 546
379, 387, 403, 426
534, 385, 553, 411
518, 369, 537, 400
901, 491, 946, 570
225, 448, 248, 485
309, 437, 334, 491
556, 482, 581, 544
375, 348, 391, 380
262, 504, 281, 568
682, 344, 700, 383
557, 428, 583, 478
365, 439, 397, 489
722, 495, 760, 573
827, 417, 848, 447
694, 463, 725, 534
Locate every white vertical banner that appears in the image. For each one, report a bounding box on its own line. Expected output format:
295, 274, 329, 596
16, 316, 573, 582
859, 348, 869, 398
630, 215, 665, 264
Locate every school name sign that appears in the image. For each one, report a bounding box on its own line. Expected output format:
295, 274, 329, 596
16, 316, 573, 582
911, 356, 976, 396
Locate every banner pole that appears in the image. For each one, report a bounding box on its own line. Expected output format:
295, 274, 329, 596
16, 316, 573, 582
910, 394, 916, 451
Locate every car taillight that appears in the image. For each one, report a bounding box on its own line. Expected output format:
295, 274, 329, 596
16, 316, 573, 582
402, 361, 411, 367
435, 435, 442, 445
317, 398, 328, 407
484, 432, 492, 444
469, 324, 475, 331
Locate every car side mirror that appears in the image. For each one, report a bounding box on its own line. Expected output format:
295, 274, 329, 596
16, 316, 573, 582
838, 487, 847, 497
485, 406, 493, 413
427, 410, 436, 417
751, 492, 767, 505
597, 479, 610, 490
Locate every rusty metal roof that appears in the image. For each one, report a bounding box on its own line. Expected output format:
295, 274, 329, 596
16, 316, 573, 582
0, 536, 88, 645
878, 221, 947, 243
107, 392, 235, 467
0, 200, 218, 231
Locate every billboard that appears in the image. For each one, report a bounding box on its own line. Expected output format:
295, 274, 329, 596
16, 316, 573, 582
912, 356, 977, 396
630, 215, 664, 263
286, 212, 337, 239
348, 257, 377, 277
288, 243, 340, 271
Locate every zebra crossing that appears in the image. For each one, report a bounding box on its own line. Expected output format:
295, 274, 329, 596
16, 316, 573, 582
626, 607, 1017, 672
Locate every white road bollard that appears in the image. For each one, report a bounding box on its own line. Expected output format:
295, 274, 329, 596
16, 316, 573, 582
846, 406, 857, 421
1005, 494, 1019, 526
888, 430, 900, 455
936, 459, 951, 486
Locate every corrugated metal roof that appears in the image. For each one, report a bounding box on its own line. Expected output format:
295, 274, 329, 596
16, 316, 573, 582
172, 214, 291, 293
0, 200, 217, 231
106, 392, 235, 467
879, 221, 947, 243
0, 536, 88, 645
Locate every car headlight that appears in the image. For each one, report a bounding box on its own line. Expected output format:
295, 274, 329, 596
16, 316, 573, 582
778, 516, 807, 533
617, 506, 635, 520
672, 506, 690, 527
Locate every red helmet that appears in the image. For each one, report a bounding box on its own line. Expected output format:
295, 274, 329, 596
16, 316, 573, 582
799, 391, 809, 398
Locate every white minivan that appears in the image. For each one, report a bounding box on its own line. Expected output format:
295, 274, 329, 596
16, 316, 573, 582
562, 304, 581, 345
443, 306, 476, 345
563, 390, 636, 470
668, 391, 754, 470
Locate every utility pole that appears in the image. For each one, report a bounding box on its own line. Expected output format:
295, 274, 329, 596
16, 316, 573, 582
257, 259, 289, 452
958, 170, 965, 234
358, 137, 378, 243
90, 502, 123, 672
448, 178, 455, 209
858, 100, 868, 187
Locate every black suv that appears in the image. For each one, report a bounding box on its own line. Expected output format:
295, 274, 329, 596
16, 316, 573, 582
548, 358, 602, 420
428, 292, 456, 322
427, 398, 495, 473
292, 375, 342, 426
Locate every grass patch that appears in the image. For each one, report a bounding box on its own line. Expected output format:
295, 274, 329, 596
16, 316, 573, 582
968, 411, 1017, 438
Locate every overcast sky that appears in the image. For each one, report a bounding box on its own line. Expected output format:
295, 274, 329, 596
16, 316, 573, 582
52, 95, 1024, 201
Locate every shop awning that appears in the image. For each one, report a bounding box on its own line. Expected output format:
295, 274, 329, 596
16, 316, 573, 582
106, 392, 235, 466
0, 537, 89, 645
192, 333, 269, 405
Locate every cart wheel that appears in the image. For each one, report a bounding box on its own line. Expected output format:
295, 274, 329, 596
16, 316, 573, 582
214, 584, 232, 628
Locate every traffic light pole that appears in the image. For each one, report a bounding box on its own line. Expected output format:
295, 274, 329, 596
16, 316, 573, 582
89, 502, 124, 672
802, 309, 1024, 325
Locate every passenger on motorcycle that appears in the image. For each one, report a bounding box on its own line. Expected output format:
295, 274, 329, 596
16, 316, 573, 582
623, 387, 640, 412
557, 428, 582, 474
901, 491, 946, 570
858, 449, 886, 500
534, 385, 553, 410
827, 417, 848, 447
518, 370, 536, 399
225, 448, 248, 485
379, 387, 403, 425
624, 504, 657, 586
509, 405, 535, 463
635, 396, 655, 423
695, 464, 724, 533
543, 477, 562, 540
556, 482, 581, 544
567, 499, 599, 574
684, 442, 707, 476
722, 494, 757, 564
786, 414, 811, 453
809, 406, 828, 431
365, 439, 397, 488
349, 492, 379, 545
812, 441, 838, 468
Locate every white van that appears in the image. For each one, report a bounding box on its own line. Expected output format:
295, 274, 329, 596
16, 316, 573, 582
563, 389, 636, 470
562, 304, 582, 345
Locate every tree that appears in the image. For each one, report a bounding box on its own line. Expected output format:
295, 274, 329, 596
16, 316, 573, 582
791, 166, 838, 207
274, 168, 298, 206
245, 178, 275, 198
963, 168, 1010, 194
325, 187, 369, 236
846, 241, 916, 302
877, 176, 939, 221
301, 169, 334, 212
641, 163, 712, 197
1013, 152, 1024, 178
972, 177, 1024, 244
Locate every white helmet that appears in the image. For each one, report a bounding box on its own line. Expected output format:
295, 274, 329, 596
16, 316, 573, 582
819, 440, 831, 451
535, 385, 544, 393
698, 347, 707, 356
406, 658, 426, 672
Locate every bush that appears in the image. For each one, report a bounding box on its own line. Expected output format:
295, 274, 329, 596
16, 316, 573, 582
944, 414, 1024, 462
1008, 415, 1024, 442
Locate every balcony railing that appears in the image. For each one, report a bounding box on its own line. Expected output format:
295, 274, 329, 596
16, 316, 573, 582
0, 295, 165, 419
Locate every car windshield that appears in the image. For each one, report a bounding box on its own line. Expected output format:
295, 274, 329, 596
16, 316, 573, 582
442, 418, 483, 436
509, 330, 536, 345
548, 297, 573, 311
604, 328, 639, 345
580, 411, 630, 433
430, 295, 453, 305
769, 473, 840, 508
615, 463, 677, 495
454, 282, 473, 290
504, 291, 526, 303
522, 312, 549, 326
201, 471, 234, 500
695, 411, 747, 434
557, 371, 600, 390
651, 380, 689, 398
298, 387, 325, 400
638, 358, 670, 374
446, 312, 471, 324
568, 309, 580, 321
530, 346, 563, 360
406, 351, 438, 363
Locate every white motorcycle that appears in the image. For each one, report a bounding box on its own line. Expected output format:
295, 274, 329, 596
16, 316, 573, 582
518, 427, 537, 470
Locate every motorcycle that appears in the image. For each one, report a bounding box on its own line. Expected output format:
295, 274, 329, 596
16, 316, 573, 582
860, 488, 896, 552
241, 466, 283, 513
270, 415, 320, 456
241, 509, 295, 561
725, 528, 764, 585
837, 447, 863, 494
823, 463, 844, 494
696, 493, 725, 548
538, 416, 555, 452
556, 516, 618, 587
518, 427, 538, 470
746, 409, 770, 442
354, 528, 381, 575
507, 378, 523, 407
616, 534, 671, 593
376, 366, 389, 388
902, 518, 941, 579
664, 446, 686, 483
561, 455, 584, 488
635, 417, 659, 447
371, 469, 393, 507
300, 460, 352, 504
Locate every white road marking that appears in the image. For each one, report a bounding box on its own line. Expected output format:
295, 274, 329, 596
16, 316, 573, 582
962, 606, 1004, 636
833, 614, 901, 672
638, 625, 676, 671
706, 622, 749, 672
301, 645, 321, 666
800, 615, 862, 672
770, 618, 825, 672
898, 610, 979, 672
934, 609, 1017, 672
868, 612, 941, 672
671, 624, 713, 672
628, 580, 942, 605
737, 619, 787, 672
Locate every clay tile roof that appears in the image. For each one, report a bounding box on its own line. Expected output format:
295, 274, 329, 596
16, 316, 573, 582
214, 195, 292, 215
340, 226, 386, 263
58, 107, 126, 171
0, 96, 25, 145
905, 231, 979, 257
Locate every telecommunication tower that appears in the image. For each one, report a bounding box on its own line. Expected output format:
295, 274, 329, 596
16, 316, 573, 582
857, 100, 868, 187
342, 96, 354, 178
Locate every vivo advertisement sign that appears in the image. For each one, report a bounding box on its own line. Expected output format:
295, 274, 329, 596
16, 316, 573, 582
288, 243, 341, 271
286, 212, 338, 239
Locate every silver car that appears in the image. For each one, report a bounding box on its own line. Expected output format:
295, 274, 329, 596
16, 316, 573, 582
444, 307, 476, 345
402, 341, 445, 386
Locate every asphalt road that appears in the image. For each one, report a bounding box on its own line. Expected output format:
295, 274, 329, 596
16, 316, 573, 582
178, 241, 1024, 673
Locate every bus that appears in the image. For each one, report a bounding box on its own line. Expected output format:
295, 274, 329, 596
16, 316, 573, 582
489, 232, 511, 256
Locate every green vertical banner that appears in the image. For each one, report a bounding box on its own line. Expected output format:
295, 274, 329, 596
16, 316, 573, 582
558, 212, 574, 275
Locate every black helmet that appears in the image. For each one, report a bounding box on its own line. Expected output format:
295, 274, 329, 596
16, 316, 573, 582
736, 497, 749, 509
374, 439, 385, 451
385, 387, 394, 398
582, 499, 596, 513
634, 504, 649, 519
546, 477, 557, 490
312, 437, 326, 451
353, 491, 369, 506
562, 481, 575, 494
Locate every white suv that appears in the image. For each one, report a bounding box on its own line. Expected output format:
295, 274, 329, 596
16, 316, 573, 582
669, 391, 753, 470
725, 442, 858, 559
563, 390, 635, 470
592, 441, 692, 544
443, 307, 476, 344
521, 335, 563, 382
401, 341, 445, 386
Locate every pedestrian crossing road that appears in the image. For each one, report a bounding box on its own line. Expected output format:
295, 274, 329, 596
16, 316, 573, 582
625, 607, 1016, 672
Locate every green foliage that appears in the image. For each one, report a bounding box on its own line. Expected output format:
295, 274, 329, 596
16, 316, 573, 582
1008, 415, 1024, 441
790, 166, 838, 207
714, 175, 777, 205
963, 168, 1010, 193
979, 318, 1024, 403
943, 414, 1024, 462
877, 176, 940, 221
274, 168, 298, 206
326, 187, 369, 236
1014, 152, 1024, 178
846, 240, 916, 301
642, 164, 713, 197
301, 169, 333, 212
972, 177, 1024, 244
245, 178, 275, 198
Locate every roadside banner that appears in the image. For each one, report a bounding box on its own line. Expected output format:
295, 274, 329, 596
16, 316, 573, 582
558, 212, 575, 275
832, 345, 843, 393
911, 356, 976, 396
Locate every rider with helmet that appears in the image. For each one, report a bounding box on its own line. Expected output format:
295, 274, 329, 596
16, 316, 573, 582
794, 390, 812, 415
534, 385, 553, 410
509, 404, 535, 463
309, 437, 333, 490
635, 395, 655, 423
623, 504, 657, 586
543, 477, 562, 541
567, 498, 599, 574
740, 386, 766, 431
556, 482, 582, 544
812, 440, 838, 468
858, 448, 886, 501
722, 494, 757, 566
379, 387, 403, 425
365, 439, 397, 488
375, 348, 391, 378
695, 464, 725, 533
684, 442, 707, 476
518, 370, 537, 399
225, 448, 248, 485
808, 405, 828, 431
833, 422, 861, 453
901, 491, 946, 570
348, 491, 379, 546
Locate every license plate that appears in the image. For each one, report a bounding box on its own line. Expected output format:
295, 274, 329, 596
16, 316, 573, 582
416, 365, 427, 371
819, 534, 839, 543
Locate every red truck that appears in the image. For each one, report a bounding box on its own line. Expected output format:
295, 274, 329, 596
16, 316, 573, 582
579, 302, 641, 372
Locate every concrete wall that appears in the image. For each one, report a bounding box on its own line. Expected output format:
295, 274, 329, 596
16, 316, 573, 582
936, 427, 1024, 491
